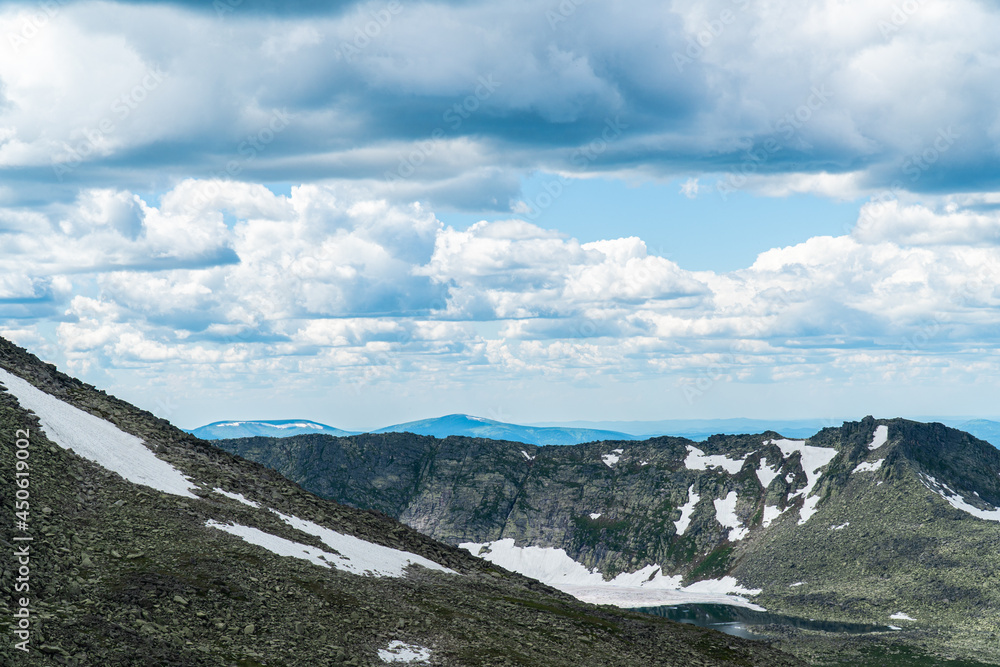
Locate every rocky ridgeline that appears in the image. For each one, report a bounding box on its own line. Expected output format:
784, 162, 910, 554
0, 335, 807, 666
218, 417, 1000, 664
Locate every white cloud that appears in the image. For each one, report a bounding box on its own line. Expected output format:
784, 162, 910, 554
679, 177, 699, 199
0, 178, 994, 405
1, 0, 999, 204
854, 200, 1000, 246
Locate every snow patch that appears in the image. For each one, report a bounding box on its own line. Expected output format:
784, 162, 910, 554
755, 459, 781, 489
205, 515, 456, 579
713, 491, 748, 540
206, 520, 345, 570
868, 425, 889, 450
521, 450, 535, 461
0, 368, 197, 498
273, 511, 456, 577
684, 446, 746, 474
789, 582, 805, 587
921, 474, 1000, 522
459, 538, 763, 610
589, 513, 602, 520
761, 505, 787, 528
602, 448, 624, 467
888, 625, 902, 631
890, 612, 915, 621
378, 641, 432, 663
674, 486, 699, 536
765, 438, 837, 525
213, 488, 260, 508
853, 459, 884, 474
830, 522, 849, 531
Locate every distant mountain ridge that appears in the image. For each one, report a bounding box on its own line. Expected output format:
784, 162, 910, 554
372, 413, 639, 446
192, 414, 1000, 448
190, 413, 639, 446
188, 419, 356, 440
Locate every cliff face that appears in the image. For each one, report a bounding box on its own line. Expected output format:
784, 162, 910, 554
218, 418, 1000, 664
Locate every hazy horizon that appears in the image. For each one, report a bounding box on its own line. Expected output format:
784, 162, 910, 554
2, 0, 999, 430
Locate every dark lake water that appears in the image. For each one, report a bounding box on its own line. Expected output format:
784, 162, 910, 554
635, 603, 894, 640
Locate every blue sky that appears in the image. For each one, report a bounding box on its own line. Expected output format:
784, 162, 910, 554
1, 0, 999, 430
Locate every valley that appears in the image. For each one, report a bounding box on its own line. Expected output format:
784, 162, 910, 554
216, 419, 1000, 664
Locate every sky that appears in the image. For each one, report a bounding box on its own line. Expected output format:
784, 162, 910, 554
1, 0, 999, 430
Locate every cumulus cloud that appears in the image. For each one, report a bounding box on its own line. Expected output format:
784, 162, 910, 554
1, 0, 999, 205
0, 179, 997, 401
854, 200, 1000, 246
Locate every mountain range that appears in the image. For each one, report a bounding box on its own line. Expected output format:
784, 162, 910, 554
190, 414, 1000, 449
189, 414, 639, 447
0, 336, 803, 666
216, 420, 1000, 665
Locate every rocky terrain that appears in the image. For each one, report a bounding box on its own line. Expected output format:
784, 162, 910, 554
217, 419, 1000, 665
0, 335, 809, 665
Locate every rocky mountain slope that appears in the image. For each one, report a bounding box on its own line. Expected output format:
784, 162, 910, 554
0, 335, 804, 666
217, 420, 1000, 664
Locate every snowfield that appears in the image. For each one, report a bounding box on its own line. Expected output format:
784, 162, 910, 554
673, 485, 700, 536
868, 425, 889, 450
713, 491, 748, 541
378, 641, 432, 663
0, 368, 198, 498
206, 512, 456, 578
273, 511, 457, 576
755, 459, 781, 489
921, 474, 1000, 522
853, 459, 884, 474
761, 504, 787, 528
213, 488, 260, 507
684, 445, 746, 474
460, 538, 764, 610
602, 448, 624, 467
765, 438, 837, 524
